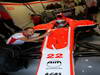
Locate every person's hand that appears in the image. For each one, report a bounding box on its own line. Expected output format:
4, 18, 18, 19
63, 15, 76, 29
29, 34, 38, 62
46, 29, 52, 35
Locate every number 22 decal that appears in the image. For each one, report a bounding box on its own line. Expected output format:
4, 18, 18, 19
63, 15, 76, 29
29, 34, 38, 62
47, 53, 63, 58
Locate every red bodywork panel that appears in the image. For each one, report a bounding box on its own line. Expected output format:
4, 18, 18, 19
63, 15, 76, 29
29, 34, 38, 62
33, 17, 96, 51
47, 28, 68, 49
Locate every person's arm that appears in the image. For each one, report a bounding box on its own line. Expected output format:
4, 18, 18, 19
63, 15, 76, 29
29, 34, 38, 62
19, 31, 50, 42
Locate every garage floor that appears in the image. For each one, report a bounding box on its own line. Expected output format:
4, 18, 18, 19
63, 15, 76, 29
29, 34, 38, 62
8, 59, 40, 75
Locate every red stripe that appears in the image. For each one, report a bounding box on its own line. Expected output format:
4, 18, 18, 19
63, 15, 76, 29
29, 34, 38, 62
0, 1, 59, 5
70, 51, 74, 75
8, 37, 16, 44
28, 1, 49, 4
0, 3, 21, 5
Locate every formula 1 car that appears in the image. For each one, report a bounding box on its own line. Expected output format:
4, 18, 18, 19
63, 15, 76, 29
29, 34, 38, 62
0, 16, 100, 75
33, 18, 98, 75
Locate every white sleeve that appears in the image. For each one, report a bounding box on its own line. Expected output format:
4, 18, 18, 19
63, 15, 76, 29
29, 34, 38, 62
13, 33, 24, 39
31, 33, 40, 38
6, 37, 12, 44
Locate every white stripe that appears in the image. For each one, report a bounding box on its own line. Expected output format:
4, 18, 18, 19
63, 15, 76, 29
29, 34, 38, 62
52, 44, 57, 50
77, 24, 96, 27
68, 27, 71, 47
6, 37, 12, 44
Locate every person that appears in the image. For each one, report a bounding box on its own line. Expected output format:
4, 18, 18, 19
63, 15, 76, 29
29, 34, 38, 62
85, 0, 99, 21
0, 10, 22, 33
30, 14, 42, 26
1, 27, 50, 73
6, 27, 49, 45
53, 14, 69, 28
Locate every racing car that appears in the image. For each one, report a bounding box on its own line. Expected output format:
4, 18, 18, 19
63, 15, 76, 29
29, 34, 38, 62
33, 16, 98, 75
0, 15, 100, 75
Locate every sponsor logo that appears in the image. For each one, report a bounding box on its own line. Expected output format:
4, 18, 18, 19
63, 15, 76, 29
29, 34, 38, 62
47, 61, 62, 68
45, 72, 61, 75
46, 61, 62, 69
47, 53, 63, 58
